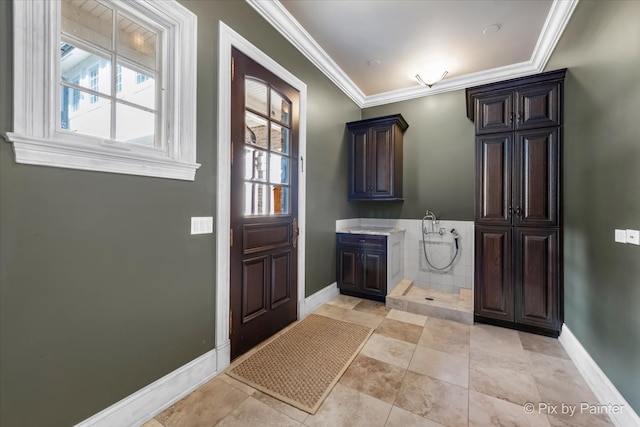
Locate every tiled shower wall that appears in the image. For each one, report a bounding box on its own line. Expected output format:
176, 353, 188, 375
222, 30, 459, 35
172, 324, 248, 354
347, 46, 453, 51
336, 218, 474, 294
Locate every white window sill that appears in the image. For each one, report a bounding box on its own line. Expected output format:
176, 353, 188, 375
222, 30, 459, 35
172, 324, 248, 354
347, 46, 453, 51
5, 132, 200, 181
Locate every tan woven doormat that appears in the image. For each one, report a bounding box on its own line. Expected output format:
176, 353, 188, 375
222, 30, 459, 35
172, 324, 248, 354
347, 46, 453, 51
227, 313, 373, 414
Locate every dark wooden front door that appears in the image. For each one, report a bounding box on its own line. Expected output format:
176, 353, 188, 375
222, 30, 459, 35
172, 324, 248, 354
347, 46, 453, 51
230, 48, 299, 359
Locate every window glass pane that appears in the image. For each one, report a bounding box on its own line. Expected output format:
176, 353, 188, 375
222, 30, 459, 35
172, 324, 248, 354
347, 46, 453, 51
115, 103, 156, 146
270, 89, 291, 125
116, 61, 156, 109
244, 147, 268, 182
244, 183, 269, 216
245, 111, 268, 149
61, 43, 111, 96
245, 79, 268, 114
270, 123, 289, 154
270, 185, 289, 215
269, 153, 289, 184
61, 0, 112, 50
117, 13, 157, 71
60, 86, 111, 139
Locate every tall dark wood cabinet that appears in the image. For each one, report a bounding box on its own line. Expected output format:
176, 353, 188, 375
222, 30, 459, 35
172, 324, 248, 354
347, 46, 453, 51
467, 69, 566, 337
346, 114, 408, 201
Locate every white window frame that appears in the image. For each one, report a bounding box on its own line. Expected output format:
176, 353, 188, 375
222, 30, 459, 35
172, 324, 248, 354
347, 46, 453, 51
5, 0, 200, 181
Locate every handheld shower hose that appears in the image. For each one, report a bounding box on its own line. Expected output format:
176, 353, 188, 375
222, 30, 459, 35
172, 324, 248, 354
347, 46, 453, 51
421, 214, 460, 271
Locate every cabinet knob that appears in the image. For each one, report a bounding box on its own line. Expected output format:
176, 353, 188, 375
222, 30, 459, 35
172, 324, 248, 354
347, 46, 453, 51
508, 206, 513, 217
509, 112, 514, 124
515, 206, 522, 217
517, 112, 522, 123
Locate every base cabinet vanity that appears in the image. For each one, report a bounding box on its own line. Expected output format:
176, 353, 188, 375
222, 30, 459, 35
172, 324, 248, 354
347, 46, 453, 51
336, 228, 404, 302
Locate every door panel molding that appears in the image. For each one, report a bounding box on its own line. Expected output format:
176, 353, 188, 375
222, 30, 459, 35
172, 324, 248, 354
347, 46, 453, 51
216, 22, 307, 369
243, 222, 291, 254
241, 256, 269, 323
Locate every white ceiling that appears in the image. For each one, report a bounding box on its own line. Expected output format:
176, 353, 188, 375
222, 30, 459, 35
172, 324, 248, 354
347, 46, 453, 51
246, 0, 579, 108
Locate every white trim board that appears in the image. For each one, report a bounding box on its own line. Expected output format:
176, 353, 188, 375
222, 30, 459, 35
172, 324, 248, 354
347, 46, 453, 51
73, 281, 338, 426
73, 350, 219, 427
299, 282, 339, 318
559, 324, 640, 427
216, 21, 308, 372
246, 0, 579, 108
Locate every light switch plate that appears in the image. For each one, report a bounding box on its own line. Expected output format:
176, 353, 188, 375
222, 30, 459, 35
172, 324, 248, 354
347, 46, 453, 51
615, 229, 627, 243
626, 229, 639, 246
191, 217, 214, 235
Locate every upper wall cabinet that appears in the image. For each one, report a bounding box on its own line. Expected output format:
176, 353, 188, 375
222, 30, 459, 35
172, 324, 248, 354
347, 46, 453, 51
468, 71, 563, 135
346, 114, 409, 201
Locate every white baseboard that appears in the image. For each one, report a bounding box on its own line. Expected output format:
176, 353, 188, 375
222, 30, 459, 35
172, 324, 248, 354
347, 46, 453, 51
559, 324, 640, 427
75, 283, 340, 427
74, 349, 220, 427
299, 282, 339, 318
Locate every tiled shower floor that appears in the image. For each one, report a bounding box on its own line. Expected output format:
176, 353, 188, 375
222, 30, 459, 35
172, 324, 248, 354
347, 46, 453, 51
387, 280, 473, 324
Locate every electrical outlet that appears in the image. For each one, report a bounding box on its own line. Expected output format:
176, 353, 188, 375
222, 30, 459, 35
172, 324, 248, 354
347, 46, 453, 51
615, 229, 627, 243
626, 229, 639, 246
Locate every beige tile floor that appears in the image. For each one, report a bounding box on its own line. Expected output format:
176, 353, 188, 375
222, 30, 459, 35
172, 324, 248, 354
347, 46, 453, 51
143, 294, 614, 427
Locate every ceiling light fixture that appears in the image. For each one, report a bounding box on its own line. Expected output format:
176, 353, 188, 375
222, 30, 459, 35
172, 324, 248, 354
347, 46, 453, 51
482, 24, 501, 36
415, 70, 448, 88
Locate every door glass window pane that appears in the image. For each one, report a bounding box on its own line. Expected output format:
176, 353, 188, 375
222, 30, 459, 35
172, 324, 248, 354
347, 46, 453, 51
61, 0, 112, 50
244, 183, 269, 216
116, 61, 156, 109
270, 123, 289, 154
245, 79, 268, 114
244, 147, 268, 182
60, 88, 111, 139
115, 103, 156, 146
245, 112, 268, 149
269, 153, 289, 184
270, 89, 290, 125
270, 185, 289, 215
117, 13, 157, 71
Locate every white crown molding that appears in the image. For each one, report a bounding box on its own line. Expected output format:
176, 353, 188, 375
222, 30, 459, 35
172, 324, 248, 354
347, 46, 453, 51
245, 0, 366, 107
531, 0, 581, 72
246, 0, 579, 108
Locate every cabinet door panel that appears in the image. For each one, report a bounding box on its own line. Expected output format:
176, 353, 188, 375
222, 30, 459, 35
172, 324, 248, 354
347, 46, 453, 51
371, 126, 393, 198
475, 92, 514, 134
514, 128, 559, 227
476, 134, 512, 226
337, 246, 360, 292
362, 250, 386, 296
348, 128, 369, 199
516, 83, 561, 130
514, 228, 559, 331
474, 226, 514, 321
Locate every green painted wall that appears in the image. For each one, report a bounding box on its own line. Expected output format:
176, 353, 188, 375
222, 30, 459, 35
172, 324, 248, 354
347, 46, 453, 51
0, 1, 358, 425
358, 90, 475, 221
544, 0, 640, 413
357, 0, 640, 413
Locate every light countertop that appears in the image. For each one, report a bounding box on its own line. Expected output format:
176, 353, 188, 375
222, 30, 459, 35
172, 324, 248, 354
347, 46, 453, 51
337, 226, 406, 236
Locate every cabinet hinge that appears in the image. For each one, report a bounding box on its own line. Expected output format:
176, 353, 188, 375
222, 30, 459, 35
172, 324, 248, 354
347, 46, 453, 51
231, 140, 234, 166
230, 228, 234, 247
229, 309, 233, 337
